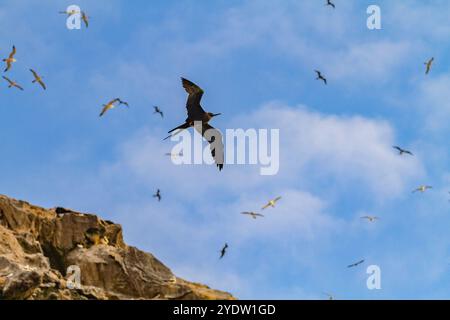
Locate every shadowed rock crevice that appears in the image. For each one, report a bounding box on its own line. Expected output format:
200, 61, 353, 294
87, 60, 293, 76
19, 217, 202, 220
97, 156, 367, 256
0, 194, 235, 300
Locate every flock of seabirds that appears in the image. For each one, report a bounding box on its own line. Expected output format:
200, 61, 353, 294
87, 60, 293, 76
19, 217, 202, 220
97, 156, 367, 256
0, 2, 441, 299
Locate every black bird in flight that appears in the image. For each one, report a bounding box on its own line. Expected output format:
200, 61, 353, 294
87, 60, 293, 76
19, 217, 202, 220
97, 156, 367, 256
164, 78, 224, 171
153, 189, 161, 202
154, 106, 164, 118
424, 57, 434, 75
325, 0, 335, 9
241, 212, 264, 219
315, 70, 327, 85
347, 259, 365, 268
393, 146, 413, 156
220, 243, 228, 259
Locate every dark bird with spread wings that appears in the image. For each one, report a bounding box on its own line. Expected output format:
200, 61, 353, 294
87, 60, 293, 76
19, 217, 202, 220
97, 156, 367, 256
220, 243, 228, 259
347, 259, 365, 268
154, 106, 164, 118
424, 57, 434, 75
315, 70, 327, 85
164, 78, 224, 171
241, 212, 264, 219
153, 189, 161, 202
325, 0, 335, 9
393, 146, 413, 156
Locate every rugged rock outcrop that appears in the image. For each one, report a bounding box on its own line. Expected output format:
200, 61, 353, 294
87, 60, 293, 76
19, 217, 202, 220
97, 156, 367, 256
0, 195, 234, 300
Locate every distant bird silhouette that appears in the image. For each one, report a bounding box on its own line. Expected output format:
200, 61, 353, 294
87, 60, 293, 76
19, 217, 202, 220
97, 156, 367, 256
315, 70, 327, 85
30, 69, 46, 90
81, 11, 89, 28
393, 146, 413, 156
347, 259, 365, 268
154, 106, 164, 118
241, 212, 264, 219
2, 76, 23, 91
164, 78, 224, 171
3, 46, 16, 72
220, 243, 228, 259
153, 189, 161, 202
262, 196, 282, 210
424, 57, 434, 75
325, 0, 335, 8
99, 98, 129, 117
361, 216, 379, 222
412, 185, 432, 193
165, 151, 183, 157
323, 292, 335, 300
59, 9, 79, 16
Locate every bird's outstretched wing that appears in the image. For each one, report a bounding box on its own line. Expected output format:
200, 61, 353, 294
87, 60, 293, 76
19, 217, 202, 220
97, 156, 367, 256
9, 46, 16, 59
30, 69, 38, 78
2, 76, 12, 84
196, 123, 224, 171
274, 196, 282, 203
181, 77, 205, 119
261, 203, 271, 210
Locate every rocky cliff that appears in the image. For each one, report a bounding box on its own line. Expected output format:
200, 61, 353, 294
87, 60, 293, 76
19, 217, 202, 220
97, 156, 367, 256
0, 195, 234, 300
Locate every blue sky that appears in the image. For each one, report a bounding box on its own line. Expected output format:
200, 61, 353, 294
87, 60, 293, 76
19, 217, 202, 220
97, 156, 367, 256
1, 0, 450, 299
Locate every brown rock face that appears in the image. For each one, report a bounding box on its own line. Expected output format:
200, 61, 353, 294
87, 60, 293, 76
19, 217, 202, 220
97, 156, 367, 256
0, 195, 234, 300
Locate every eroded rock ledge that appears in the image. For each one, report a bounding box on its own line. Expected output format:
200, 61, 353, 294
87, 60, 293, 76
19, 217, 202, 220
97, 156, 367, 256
0, 195, 234, 300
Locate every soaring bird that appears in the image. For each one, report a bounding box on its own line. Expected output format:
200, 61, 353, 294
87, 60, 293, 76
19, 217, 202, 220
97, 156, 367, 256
154, 106, 164, 118
361, 216, 380, 222
220, 243, 228, 259
99, 98, 129, 117
30, 69, 46, 90
3, 46, 16, 72
153, 189, 161, 202
2, 76, 23, 91
424, 57, 434, 75
241, 212, 264, 219
59, 9, 80, 16
165, 151, 183, 157
165, 77, 224, 171
393, 146, 413, 156
315, 70, 327, 84
347, 259, 365, 268
262, 196, 282, 210
81, 11, 89, 28
323, 292, 335, 300
325, 0, 335, 8
412, 185, 432, 193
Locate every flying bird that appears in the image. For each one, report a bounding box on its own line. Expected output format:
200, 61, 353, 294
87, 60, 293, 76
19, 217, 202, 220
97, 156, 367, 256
165, 151, 183, 157
314, 70, 327, 85
154, 106, 164, 118
262, 196, 282, 210
323, 292, 335, 300
2, 76, 23, 91
325, 0, 335, 9
29, 69, 46, 90
59, 9, 80, 16
164, 78, 224, 171
81, 11, 89, 28
393, 146, 413, 156
361, 216, 380, 222
241, 212, 264, 219
347, 259, 365, 268
3, 46, 17, 72
153, 189, 161, 202
412, 185, 432, 193
424, 57, 434, 75
219, 243, 228, 259
99, 98, 129, 117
